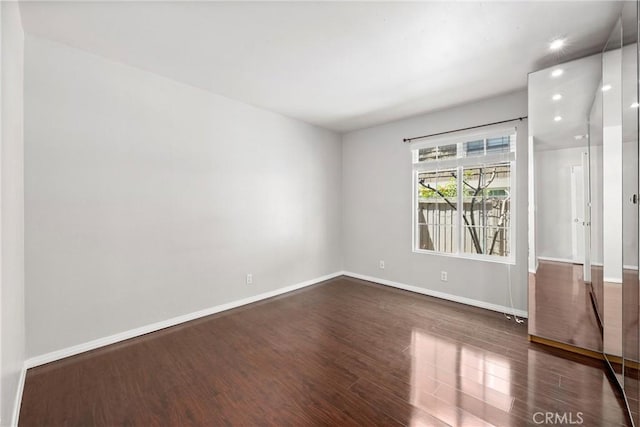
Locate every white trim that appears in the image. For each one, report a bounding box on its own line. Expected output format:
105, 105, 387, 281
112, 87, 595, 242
0, 3, 4, 424
604, 277, 623, 284
537, 256, 581, 264
412, 248, 515, 265
343, 271, 528, 318
25, 271, 342, 369
536, 256, 602, 270
537, 256, 633, 271
413, 151, 515, 172
581, 152, 591, 283
569, 164, 582, 264
529, 253, 540, 274
11, 365, 26, 427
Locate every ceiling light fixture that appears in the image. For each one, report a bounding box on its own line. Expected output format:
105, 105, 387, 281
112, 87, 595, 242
549, 38, 565, 51
631, 102, 639, 108
602, 84, 612, 92
574, 135, 584, 140
552, 94, 562, 101
554, 116, 563, 122
551, 69, 564, 78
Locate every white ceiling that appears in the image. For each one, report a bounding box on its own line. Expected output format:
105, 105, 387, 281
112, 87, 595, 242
529, 41, 638, 153
19, 1, 624, 133
529, 53, 602, 151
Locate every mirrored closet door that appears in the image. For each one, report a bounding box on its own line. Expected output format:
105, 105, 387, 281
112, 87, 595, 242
622, 0, 640, 423
602, 15, 624, 383
528, 51, 604, 353
529, 2, 640, 424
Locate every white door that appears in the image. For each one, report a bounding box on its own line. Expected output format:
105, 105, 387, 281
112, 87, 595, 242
582, 151, 591, 282
571, 164, 585, 264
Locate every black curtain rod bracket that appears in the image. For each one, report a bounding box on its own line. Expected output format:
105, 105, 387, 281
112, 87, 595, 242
403, 116, 527, 143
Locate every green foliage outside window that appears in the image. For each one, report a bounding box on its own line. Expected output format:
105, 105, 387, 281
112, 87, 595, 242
417, 171, 478, 199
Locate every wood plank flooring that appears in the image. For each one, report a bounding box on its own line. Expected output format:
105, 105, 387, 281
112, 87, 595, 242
623, 267, 640, 426
19, 276, 630, 426
529, 260, 603, 352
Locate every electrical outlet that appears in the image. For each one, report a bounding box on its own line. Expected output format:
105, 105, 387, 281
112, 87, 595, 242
379, 260, 385, 269
246, 273, 253, 284
440, 271, 448, 282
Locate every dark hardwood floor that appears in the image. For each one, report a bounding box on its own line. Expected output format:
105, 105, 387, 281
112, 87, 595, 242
623, 267, 640, 426
20, 276, 630, 426
529, 260, 603, 353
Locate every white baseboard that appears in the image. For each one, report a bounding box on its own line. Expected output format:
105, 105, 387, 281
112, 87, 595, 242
343, 271, 528, 318
11, 365, 26, 427
25, 271, 343, 369
528, 258, 540, 274
537, 256, 580, 264
536, 256, 613, 270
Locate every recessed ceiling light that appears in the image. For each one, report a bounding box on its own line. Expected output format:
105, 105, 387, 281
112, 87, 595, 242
631, 102, 639, 108
551, 69, 564, 78
552, 94, 563, 101
554, 116, 563, 122
574, 135, 584, 140
549, 38, 565, 51
602, 84, 612, 92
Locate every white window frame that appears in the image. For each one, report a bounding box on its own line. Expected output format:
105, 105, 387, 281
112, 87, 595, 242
411, 127, 517, 264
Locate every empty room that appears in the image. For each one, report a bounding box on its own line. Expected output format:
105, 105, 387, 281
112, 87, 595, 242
3, 1, 640, 426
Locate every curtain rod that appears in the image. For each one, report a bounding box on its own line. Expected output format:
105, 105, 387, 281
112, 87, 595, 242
402, 116, 527, 143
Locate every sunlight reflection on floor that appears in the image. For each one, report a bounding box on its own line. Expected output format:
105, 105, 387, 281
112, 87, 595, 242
410, 329, 513, 426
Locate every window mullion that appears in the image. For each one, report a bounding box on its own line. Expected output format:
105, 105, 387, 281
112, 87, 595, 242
457, 165, 463, 255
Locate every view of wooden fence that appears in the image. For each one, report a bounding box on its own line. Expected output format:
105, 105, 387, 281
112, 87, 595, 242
417, 199, 510, 256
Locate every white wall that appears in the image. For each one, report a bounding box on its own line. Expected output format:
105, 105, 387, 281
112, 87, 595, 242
589, 88, 605, 272
535, 146, 595, 262
603, 47, 623, 283
24, 36, 343, 359
528, 136, 537, 273
603, 126, 623, 282
622, 43, 638, 272
342, 91, 528, 312
622, 139, 638, 268
0, 2, 25, 425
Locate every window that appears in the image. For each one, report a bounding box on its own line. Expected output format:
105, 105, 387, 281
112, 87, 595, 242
413, 128, 516, 261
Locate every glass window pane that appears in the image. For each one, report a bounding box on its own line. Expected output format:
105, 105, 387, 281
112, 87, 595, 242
417, 169, 457, 253
417, 144, 458, 162
438, 144, 457, 160
417, 224, 434, 251
418, 147, 438, 162
460, 163, 510, 257
486, 136, 511, 154
485, 227, 510, 257
417, 170, 457, 200
464, 139, 485, 157
463, 226, 485, 254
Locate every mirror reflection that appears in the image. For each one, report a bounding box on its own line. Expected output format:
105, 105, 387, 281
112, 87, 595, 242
529, 3, 640, 423
528, 52, 603, 352
602, 17, 624, 382
621, 0, 640, 423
